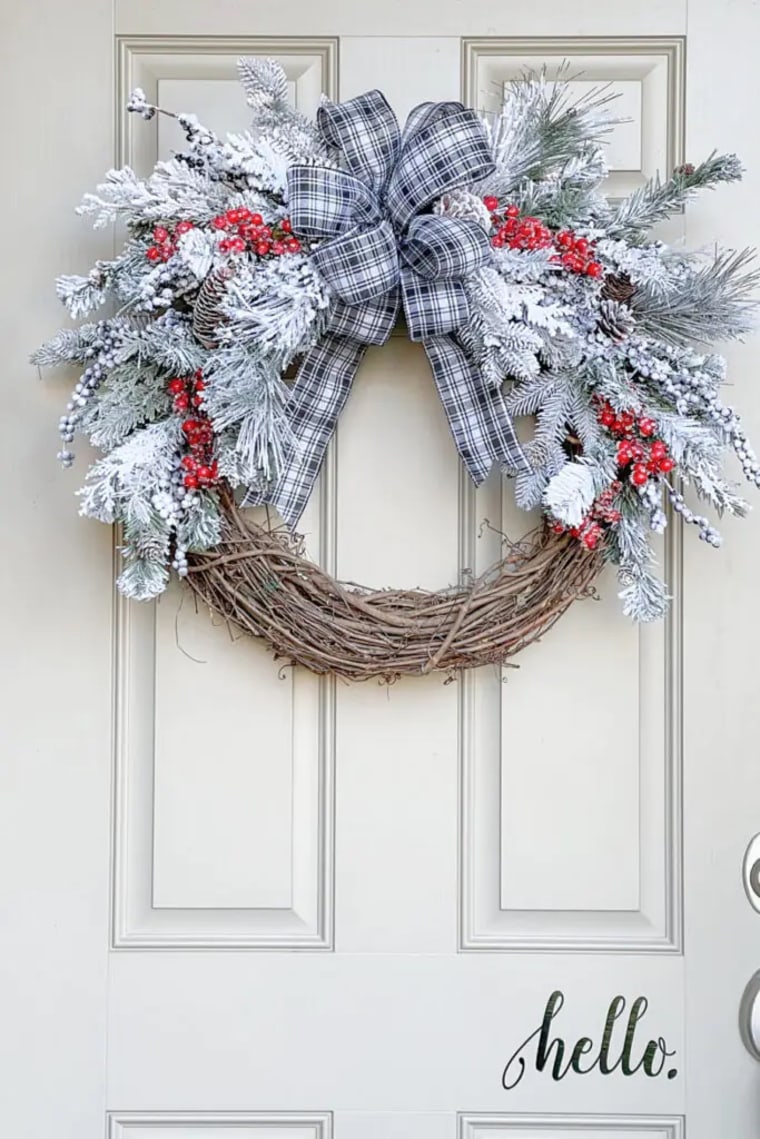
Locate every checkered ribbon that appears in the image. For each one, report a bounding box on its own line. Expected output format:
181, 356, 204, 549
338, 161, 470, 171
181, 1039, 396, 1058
244, 90, 530, 526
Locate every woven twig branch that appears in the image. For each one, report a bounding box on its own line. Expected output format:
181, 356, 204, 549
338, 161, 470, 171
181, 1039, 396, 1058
185, 489, 602, 680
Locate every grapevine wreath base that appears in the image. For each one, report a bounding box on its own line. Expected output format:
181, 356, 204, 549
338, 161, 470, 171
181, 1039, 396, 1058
185, 491, 601, 680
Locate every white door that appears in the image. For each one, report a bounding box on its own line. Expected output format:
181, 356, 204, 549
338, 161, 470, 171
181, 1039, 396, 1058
6, 3, 760, 1139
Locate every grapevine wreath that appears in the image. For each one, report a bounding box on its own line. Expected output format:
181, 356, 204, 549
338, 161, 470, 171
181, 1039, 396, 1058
35, 61, 760, 679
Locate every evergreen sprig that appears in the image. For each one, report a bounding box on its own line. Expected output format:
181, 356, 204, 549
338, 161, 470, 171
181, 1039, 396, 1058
608, 152, 744, 243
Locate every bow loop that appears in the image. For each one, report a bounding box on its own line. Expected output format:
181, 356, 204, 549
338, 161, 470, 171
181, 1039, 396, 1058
386, 105, 495, 231
401, 215, 490, 281
401, 100, 468, 145
287, 166, 382, 237
317, 90, 400, 195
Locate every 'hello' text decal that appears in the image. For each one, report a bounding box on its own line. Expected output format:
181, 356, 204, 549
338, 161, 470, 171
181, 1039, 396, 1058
501, 991, 678, 1089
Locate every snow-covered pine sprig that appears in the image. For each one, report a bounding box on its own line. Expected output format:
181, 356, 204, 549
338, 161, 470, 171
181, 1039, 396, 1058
33, 60, 329, 591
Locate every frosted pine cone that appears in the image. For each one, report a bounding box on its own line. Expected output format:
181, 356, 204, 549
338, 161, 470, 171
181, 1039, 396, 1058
192, 265, 236, 349
601, 272, 635, 305
433, 188, 492, 230
598, 298, 635, 343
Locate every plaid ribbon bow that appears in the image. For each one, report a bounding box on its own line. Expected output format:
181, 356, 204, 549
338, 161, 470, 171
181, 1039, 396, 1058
243, 90, 530, 525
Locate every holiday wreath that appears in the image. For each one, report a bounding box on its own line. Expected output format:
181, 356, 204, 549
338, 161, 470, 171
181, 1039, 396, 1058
34, 61, 760, 678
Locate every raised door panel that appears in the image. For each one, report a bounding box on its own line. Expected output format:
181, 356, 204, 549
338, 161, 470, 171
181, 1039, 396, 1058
459, 39, 684, 952
108, 1114, 332, 1139
111, 39, 337, 948
460, 1116, 683, 1139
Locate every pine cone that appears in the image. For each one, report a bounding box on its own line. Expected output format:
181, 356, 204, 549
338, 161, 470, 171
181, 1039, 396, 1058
192, 266, 236, 349
598, 298, 635, 343
433, 188, 492, 230
601, 272, 635, 305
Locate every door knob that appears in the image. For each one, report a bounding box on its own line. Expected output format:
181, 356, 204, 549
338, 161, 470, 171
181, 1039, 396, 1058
740, 971, 760, 1059
742, 834, 760, 911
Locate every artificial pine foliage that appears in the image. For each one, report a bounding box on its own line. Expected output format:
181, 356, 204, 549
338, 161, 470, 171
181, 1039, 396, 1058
34, 60, 760, 620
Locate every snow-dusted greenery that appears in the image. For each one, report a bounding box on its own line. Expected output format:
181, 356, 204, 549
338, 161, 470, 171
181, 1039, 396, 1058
34, 60, 759, 617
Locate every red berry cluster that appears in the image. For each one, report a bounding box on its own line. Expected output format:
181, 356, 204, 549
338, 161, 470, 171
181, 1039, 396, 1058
552, 229, 603, 277
482, 196, 603, 277
211, 208, 302, 258
596, 400, 676, 487
550, 484, 623, 550
146, 221, 195, 262
167, 371, 218, 490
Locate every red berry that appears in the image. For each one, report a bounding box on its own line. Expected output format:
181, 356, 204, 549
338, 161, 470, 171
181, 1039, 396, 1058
181, 456, 196, 471
483, 195, 499, 212
582, 523, 602, 550
153, 226, 169, 243
194, 378, 205, 391
599, 408, 616, 428
173, 393, 189, 411
250, 213, 264, 225
184, 474, 199, 489
182, 419, 199, 435
197, 465, 213, 482
556, 231, 573, 248
586, 262, 603, 277
146, 246, 160, 261
256, 241, 270, 256
285, 238, 302, 253
167, 378, 185, 394
505, 204, 520, 218
638, 417, 656, 437
175, 220, 194, 235
280, 218, 292, 233
650, 440, 668, 459
574, 237, 589, 254
658, 456, 676, 473
631, 463, 649, 486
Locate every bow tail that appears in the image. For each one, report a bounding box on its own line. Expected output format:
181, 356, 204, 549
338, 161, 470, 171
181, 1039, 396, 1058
242, 336, 367, 528
423, 336, 531, 483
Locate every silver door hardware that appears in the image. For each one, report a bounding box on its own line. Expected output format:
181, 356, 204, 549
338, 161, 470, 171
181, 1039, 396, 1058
740, 972, 760, 1060
742, 835, 760, 910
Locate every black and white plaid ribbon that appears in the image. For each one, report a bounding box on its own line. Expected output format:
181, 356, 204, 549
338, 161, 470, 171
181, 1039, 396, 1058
244, 89, 530, 526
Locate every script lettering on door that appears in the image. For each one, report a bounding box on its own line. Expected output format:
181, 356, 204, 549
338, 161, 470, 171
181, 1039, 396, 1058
502, 991, 679, 1089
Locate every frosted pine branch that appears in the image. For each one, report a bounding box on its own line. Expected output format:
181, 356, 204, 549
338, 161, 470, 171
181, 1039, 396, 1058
608, 153, 744, 243
632, 247, 760, 346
